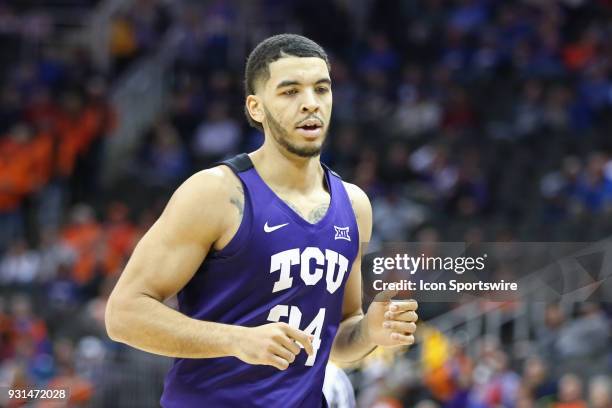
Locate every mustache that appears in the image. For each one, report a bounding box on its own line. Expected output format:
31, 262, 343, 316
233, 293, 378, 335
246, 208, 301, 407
295, 115, 324, 127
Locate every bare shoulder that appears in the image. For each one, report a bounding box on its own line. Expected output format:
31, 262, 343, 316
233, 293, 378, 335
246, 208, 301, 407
160, 165, 243, 243
342, 182, 372, 242
186, 165, 242, 198
170, 166, 236, 211
342, 182, 372, 219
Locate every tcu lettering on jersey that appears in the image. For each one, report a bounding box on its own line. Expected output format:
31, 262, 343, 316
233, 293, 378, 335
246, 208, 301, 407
270, 248, 349, 294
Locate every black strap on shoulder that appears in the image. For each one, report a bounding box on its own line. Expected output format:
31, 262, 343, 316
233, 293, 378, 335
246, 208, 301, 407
216, 153, 254, 173
219, 153, 341, 179
322, 162, 342, 179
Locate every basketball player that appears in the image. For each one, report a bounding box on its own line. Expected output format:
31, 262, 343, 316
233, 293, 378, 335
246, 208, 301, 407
105, 34, 418, 407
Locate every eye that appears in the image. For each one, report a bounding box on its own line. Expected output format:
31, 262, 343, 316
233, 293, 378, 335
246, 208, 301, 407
316, 87, 329, 94
282, 89, 298, 96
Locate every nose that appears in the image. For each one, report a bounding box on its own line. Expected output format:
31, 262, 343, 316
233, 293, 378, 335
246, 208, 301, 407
300, 89, 319, 114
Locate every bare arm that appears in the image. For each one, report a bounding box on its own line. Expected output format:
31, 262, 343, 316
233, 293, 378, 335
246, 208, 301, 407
330, 183, 418, 364
105, 167, 240, 358
330, 183, 377, 363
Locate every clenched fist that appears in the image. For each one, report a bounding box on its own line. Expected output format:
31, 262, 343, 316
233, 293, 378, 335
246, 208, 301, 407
365, 291, 418, 347
233, 322, 314, 370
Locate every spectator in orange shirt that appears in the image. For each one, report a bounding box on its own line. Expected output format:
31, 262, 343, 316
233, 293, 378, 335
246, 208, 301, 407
0, 124, 36, 248
60, 204, 102, 285
0, 123, 35, 198
554, 374, 588, 408
26, 131, 54, 194
562, 27, 601, 72
54, 91, 88, 179
72, 77, 116, 202
102, 201, 136, 276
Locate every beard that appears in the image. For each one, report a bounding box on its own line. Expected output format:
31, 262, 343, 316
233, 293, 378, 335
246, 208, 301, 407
263, 105, 325, 158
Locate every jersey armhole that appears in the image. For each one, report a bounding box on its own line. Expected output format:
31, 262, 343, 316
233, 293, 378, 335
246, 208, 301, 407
339, 180, 362, 263
207, 166, 253, 262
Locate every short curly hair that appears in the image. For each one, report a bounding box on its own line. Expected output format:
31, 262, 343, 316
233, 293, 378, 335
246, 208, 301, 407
244, 34, 330, 131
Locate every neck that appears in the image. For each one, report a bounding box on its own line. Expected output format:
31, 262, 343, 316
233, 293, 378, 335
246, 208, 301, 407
249, 140, 324, 193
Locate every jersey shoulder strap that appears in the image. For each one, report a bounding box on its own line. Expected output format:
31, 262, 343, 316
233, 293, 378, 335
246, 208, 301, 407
216, 153, 254, 173
218, 153, 341, 179
322, 162, 342, 179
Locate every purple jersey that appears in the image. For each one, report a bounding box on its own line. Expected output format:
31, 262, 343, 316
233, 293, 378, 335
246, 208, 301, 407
161, 153, 359, 407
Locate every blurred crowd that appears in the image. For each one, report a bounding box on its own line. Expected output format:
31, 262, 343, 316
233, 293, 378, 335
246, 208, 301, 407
109, 0, 171, 75
0, 0, 174, 406
134, 0, 612, 242
0, 0, 174, 251
0, 201, 163, 407
1, 0, 612, 406
353, 303, 610, 407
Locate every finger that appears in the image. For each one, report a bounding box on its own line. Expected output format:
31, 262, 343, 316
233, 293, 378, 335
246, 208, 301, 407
267, 353, 290, 371
277, 335, 301, 355
390, 333, 415, 345
270, 343, 296, 364
283, 326, 314, 356
385, 310, 418, 323
388, 300, 418, 313
374, 289, 397, 302
383, 321, 417, 334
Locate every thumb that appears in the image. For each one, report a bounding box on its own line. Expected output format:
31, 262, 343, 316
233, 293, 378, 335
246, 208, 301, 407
373, 289, 397, 303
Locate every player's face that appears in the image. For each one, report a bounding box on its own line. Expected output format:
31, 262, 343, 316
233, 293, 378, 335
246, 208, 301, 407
261, 57, 332, 158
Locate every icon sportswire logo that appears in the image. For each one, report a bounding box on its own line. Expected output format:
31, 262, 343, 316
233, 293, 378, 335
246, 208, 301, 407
264, 221, 289, 233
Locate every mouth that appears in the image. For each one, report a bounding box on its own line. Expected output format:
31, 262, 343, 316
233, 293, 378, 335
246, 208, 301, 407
295, 124, 323, 139
297, 124, 321, 131
295, 118, 324, 139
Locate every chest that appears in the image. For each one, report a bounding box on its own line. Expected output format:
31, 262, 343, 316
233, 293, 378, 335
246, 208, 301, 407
224, 198, 358, 299
199, 170, 360, 312
274, 189, 331, 225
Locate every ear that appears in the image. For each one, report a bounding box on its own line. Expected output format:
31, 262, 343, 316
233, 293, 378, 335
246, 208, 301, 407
246, 95, 264, 124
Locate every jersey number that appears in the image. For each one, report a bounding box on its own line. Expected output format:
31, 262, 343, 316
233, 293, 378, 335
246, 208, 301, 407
267, 305, 326, 366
